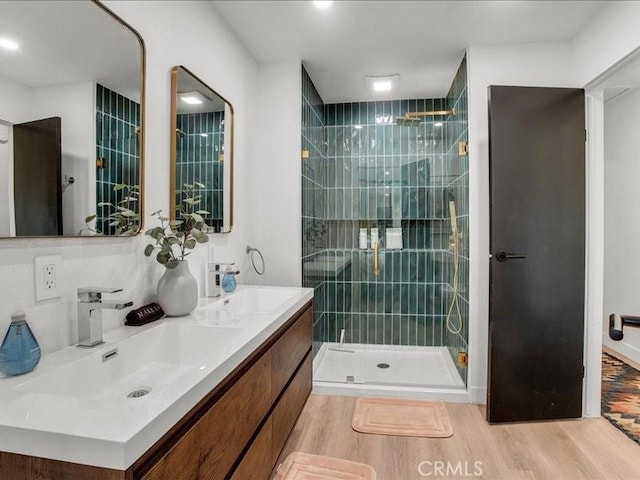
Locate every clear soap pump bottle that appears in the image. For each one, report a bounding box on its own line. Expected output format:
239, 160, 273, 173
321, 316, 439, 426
0, 313, 41, 376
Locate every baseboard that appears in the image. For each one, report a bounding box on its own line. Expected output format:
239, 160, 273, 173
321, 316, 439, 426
602, 333, 640, 367
469, 386, 486, 404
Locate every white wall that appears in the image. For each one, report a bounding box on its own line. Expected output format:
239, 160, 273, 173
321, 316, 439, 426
0, 75, 33, 124
0, 122, 12, 237
249, 60, 302, 287
466, 41, 578, 403
31, 82, 95, 235
602, 88, 640, 363
0, 76, 32, 237
0, 0, 259, 356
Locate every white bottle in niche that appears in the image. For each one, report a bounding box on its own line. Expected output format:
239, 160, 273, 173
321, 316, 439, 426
370, 228, 379, 248
359, 228, 368, 250
386, 228, 403, 250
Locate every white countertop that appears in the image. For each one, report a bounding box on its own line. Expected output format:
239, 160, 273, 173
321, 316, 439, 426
0, 285, 313, 470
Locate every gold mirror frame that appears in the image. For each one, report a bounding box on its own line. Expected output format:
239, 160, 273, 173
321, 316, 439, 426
170, 66, 234, 233
93, 0, 146, 237
0, 0, 146, 239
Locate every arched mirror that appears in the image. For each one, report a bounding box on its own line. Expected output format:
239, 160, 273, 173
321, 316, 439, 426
0, 0, 145, 237
170, 66, 233, 233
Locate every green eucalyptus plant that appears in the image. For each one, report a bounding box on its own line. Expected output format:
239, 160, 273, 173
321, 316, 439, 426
83, 184, 140, 235
144, 182, 210, 269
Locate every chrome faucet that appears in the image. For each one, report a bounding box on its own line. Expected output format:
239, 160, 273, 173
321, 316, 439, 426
77, 287, 133, 348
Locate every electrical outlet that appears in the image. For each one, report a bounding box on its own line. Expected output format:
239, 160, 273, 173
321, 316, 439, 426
44, 264, 56, 290
34, 255, 62, 301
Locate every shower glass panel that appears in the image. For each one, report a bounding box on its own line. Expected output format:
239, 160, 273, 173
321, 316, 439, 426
302, 58, 468, 390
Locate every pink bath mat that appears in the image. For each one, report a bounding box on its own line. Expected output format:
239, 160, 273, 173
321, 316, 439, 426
352, 397, 453, 438
273, 452, 376, 480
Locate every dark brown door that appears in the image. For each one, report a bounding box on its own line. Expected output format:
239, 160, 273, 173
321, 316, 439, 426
13, 117, 62, 236
487, 86, 585, 423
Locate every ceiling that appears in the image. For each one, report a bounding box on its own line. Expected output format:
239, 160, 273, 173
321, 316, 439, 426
0, 1, 142, 101
212, 0, 606, 103
176, 67, 227, 114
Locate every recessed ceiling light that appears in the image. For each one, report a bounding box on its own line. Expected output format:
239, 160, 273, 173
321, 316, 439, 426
179, 90, 209, 105
373, 81, 391, 92
313, 1, 333, 9
354, 125, 363, 129
181, 96, 202, 105
200, 133, 208, 137
365, 74, 400, 94
434, 122, 443, 127
0, 38, 19, 51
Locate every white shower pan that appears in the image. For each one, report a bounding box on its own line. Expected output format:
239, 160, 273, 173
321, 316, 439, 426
313, 343, 469, 402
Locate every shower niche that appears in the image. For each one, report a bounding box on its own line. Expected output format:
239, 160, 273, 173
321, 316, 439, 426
301, 57, 469, 394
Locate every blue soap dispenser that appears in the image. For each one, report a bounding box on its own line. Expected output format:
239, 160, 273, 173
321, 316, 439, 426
222, 270, 237, 293
0, 313, 41, 376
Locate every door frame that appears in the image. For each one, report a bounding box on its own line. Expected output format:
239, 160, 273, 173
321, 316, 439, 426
583, 90, 604, 417
583, 45, 640, 417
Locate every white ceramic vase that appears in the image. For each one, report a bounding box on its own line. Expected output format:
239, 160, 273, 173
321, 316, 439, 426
157, 260, 198, 316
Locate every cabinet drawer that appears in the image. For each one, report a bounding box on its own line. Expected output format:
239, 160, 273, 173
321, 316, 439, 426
142, 354, 272, 480
230, 417, 273, 480
271, 306, 312, 401
272, 353, 312, 464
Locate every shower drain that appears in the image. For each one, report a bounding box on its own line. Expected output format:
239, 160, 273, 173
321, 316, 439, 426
377, 363, 390, 369
127, 387, 151, 399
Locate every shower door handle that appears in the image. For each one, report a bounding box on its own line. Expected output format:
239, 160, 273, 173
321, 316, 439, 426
373, 241, 380, 276
494, 251, 526, 262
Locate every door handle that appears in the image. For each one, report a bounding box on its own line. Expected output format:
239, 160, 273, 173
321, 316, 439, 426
494, 251, 526, 262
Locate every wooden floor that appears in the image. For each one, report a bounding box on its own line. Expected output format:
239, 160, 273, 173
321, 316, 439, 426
276, 394, 640, 480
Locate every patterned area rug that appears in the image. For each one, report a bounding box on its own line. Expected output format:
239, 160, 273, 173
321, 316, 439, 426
602, 352, 640, 444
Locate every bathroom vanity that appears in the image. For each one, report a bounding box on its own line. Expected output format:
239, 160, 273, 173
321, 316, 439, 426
0, 286, 313, 480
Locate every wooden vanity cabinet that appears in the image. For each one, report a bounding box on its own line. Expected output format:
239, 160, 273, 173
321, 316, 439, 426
135, 302, 313, 480
0, 302, 313, 480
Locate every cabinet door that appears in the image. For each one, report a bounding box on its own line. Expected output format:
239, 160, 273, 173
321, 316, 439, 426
230, 418, 273, 480
271, 307, 312, 401
142, 355, 272, 480
272, 353, 312, 464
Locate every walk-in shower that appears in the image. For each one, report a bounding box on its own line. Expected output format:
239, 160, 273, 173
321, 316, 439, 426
301, 57, 469, 400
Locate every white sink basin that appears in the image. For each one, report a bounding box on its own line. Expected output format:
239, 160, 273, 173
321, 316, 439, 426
0, 285, 314, 471
15, 323, 241, 402
209, 286, 301, 314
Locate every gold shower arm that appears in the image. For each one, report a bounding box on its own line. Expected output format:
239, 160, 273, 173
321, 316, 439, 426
406, 109, 455, 118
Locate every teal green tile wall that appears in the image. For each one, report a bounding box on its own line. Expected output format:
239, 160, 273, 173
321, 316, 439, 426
176, 111, 225, 232
95, 84, 140, 234
322, 98, 453, 348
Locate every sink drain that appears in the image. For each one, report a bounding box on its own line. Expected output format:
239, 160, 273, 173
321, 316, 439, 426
127, 387, 151, 399
377, 363, 390, 369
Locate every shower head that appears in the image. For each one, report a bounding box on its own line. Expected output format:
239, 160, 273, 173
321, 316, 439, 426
396, 116, 421, 127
